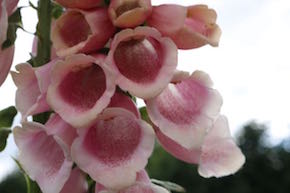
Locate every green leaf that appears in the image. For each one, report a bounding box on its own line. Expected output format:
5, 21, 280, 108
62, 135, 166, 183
0, 128, 11, 152
51, 2, 63, 19
151, 179, 186, 193
2, 8, 22, 49
139, 107, 152, 124
0, 106, 17, 128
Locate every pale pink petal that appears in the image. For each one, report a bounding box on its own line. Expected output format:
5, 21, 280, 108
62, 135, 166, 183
170, 5, 222, 49
13, 122, 73, 193
146, 70, 223, 149
45, 114, 78, 149
108, 90, 140, 118
171, 70, 190, 83
0, 0, 8, 46
198, 116, 246, 178
51, 8, 115, 57
47, 54, 116, 128
71, 108, 155, 189
55, 0, 103, 9
60, 168, 88, 193
147, 4, 186, 34
109, 0, 152, 28
0, 45, 14, 86
106, 26, 177, 99
11, 62, 53, 119
5, 0, 18, 16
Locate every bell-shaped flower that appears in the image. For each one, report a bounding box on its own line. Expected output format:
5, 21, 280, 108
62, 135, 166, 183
51, 8, 115, 57
60, 167, 88, 193
55, 0, 103, 10
95, 170, 170, 193
47, 54, 116, 128
198, 116, 246, 178
71, 108, 155, 190
11, 61, 57, 119
0, 0, 8, 46
106, 26, 177, 99
0, 45, 14, 86
13, 114, 78, 193
147, 4, 221, 49
146, 70, 223, 149
108, 0, 152, 28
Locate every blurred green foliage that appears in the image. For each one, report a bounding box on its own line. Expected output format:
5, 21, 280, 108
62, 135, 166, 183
1, 122, 290, 193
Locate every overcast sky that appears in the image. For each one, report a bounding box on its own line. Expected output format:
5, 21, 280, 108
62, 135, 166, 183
1, 0, 290, 181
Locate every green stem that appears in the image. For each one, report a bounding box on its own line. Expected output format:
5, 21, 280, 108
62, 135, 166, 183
33, 0, 52, 67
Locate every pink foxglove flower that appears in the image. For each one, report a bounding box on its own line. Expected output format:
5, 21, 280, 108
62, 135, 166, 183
147, 4, 221, 49
71, 108, 155, 189
0, 0, 18, 86
13, 114, 78, 193
11, 61, 56, 120
51, 8, 115, 57
106, 26, 177, 99
55, 0, 103, 10
47, 54, 116, 128
146, 70, 223, 149
108, 0, 152, 28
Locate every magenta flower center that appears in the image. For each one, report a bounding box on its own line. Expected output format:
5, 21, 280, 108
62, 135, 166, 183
114, 37, 162, 83
59, 64, 106, 110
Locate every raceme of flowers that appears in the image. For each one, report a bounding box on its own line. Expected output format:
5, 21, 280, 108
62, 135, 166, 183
0, 0, 246, 193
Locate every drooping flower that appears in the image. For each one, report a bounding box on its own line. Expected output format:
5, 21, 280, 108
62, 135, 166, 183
0, 45, 14, 86
106, 26, 177, 99
11, 61, 57, 120
47, 54, 116, 128
71, 108, 155, 189
147, 4, 221, 49
108, 0, 152, 28
51, 8, 115, 57
146, 70, 223, 149
55, 0, 103, 10
13, 114, 78, 193
60, 167, 88, 193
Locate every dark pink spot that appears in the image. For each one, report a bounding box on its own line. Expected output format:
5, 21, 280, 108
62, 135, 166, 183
113, 37, 162, 83
157, 79, 209, 124
59, 64, 106, 110
59, 12, 91, 47
84, 116, 141, 165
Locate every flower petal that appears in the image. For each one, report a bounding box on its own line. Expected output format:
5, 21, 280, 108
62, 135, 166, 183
5, 0, 18, 16
71, 108, 155, 189
0, 0, 8, 46
60, 167, 88, 193
198, 116, 246, 178
146, 70, 222, 149
0, 45, 14, 86
51, 8, 115, 57
13, 122, 73, 193
55, 0, 103, 9
47, 54, 116, 128
106, 26, 177, 99
108, 0, 152, 28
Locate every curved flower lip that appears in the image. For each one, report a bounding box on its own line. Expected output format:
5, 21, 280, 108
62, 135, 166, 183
198, 115, 246, 178
148, 4, 221, 49
11, 61, 57, 120
146, 70, 223, 149
108, 0, 152, 28
60, 167, 88, 193
55, 0, 103, 10
51, 8, 115, 57
47, 54, 116, 129
0, 45, 14, 86
13, 121, 73, 193
71, 108, 155, 190
106, 26, 177, 99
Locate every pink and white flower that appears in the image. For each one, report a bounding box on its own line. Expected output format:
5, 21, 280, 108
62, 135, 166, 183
47, 54, 116, 128
55, 0, 103, 10
108, 0, 152, 28
71, 108, 155, 189
106, 26, 177, 99
147, 4, 221, 49
51, 8, 115, 57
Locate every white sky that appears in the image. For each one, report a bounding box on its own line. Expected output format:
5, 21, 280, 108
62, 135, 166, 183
1, 0, 290, 181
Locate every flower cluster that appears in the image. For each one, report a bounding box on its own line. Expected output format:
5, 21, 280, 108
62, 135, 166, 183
5, 0, 246, 193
